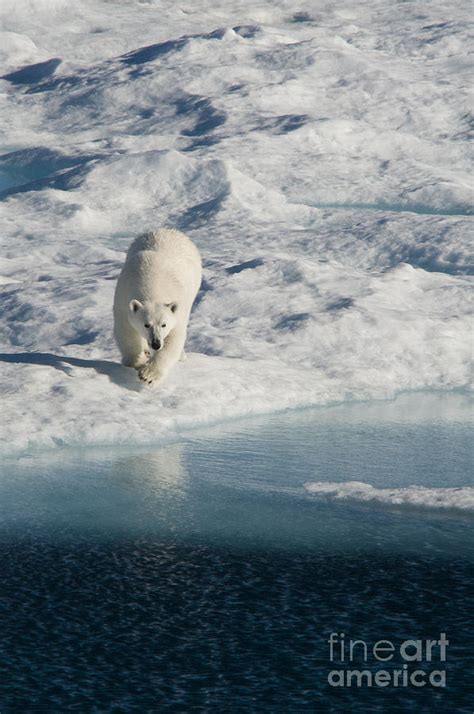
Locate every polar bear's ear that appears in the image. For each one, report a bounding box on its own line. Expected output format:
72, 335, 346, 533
130, 299, 143, 314
167, 302, 178, 313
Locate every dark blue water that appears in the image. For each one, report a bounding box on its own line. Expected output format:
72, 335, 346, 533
0, 393, 473, 712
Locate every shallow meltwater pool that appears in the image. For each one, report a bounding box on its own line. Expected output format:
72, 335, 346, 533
1, 393, 473, 712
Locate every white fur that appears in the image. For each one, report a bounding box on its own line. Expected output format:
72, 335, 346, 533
113, 228, 202, 385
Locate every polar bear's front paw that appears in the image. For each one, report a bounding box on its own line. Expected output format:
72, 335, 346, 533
132, 350, 151, 369
137, 362, 163, 386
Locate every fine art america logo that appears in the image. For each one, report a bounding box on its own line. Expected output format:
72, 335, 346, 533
327, 633, 449, 688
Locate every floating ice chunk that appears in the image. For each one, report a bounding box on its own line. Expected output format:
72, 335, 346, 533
304, 481, 474, 511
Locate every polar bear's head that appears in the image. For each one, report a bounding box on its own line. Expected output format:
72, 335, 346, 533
129, 299, 178, 352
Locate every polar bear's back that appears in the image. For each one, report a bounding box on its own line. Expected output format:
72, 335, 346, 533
126, 228, 201, 267
119, 228, 202, 307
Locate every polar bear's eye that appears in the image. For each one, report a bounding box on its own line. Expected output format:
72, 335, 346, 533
144, 323, 151, 329
161, 323, 167, 328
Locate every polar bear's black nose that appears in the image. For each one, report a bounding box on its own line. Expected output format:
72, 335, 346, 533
151, 339, 161, 351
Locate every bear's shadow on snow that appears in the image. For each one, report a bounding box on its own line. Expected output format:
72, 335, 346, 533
0, 352, 141, 392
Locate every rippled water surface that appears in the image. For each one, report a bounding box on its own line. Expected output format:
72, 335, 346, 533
1, 393, 473, 712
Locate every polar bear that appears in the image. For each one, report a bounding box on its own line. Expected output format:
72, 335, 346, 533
113, 228, 202, 385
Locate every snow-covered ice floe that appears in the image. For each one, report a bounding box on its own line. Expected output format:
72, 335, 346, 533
305, 482, 474, 512
0, 0, 472, 454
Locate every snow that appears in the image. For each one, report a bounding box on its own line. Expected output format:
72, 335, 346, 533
0, 0, 472, 454
304, 481, 474, 512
